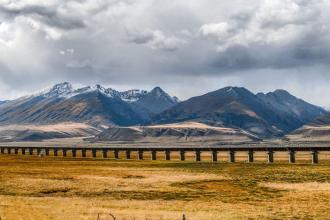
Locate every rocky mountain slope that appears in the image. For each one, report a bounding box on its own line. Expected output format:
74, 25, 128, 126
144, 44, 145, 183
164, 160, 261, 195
0, 82, 178, 127
152, 87, 326, 138
286, 111, 330, 142
0, 122, 100, 142
93, 122, 260, 144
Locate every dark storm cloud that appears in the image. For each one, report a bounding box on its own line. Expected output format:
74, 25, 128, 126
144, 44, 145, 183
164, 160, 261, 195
1, 0, 330, 107
0, 4, 85, 30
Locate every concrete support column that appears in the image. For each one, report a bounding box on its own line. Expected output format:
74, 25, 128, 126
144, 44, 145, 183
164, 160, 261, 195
126, 150, 131, 160
114, 149, 119, 159
7, 148, 11, 154
248, 150, 254, 163
62, 149, 67, 157
92, 149, 97, 158
45, 149, 49, 156
102, 149, 108, 158
37, 148, 41, 155
72, 149, 77, 157
229, 150, 235, 163
138, 150, 144, 160
22, 148, 26, 155
0, 148, 4, 154
81, 149, 86, 158
267, 150, 274, 163
165, 150, 171, 160
29, 148, 33, 155
151, 150, 157, 160
211, 150, 218, 162
195, 150, 201, 162
54, 149, 58, 156
289, 150, 296, 163
312, 150, 318, 164
180, 150, 185, 161
14, 148, 18, 155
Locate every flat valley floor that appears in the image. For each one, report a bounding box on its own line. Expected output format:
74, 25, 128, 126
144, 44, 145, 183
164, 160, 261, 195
0, 154, 330, 220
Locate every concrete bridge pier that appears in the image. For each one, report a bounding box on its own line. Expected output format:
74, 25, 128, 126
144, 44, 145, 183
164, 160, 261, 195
92, 149, 97, 158
267, 150, 274, 163
312, 150, 319, 164
62, 149, 67, 157
22, 148, 26, 155
7, 148, 11, 154
151, 150, 157, 160
126, 150, 131, 160
180, 150, 185, 161
195, 150, 201, 162
114, 149, 119, 159
165, 150, 171, 160
211, 150, 218, 162
37, 148, 41, 155
72, 149, 77, 157
29, 148, 33, 155
14, 148, 18, 155
0, 148, 4, 154
229, 150, 235, 163
81, 149, 86, 158
102, 149, 108, 158
289, 150, 296, 163
138, 150, 144, 160
45, 149, 49, 156
248, 150, 254, 163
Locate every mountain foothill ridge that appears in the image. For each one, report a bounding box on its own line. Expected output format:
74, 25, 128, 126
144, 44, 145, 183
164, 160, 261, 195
0, 82, 328, 141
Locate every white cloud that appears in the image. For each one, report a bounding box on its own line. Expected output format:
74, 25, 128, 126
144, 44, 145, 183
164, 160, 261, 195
0, 0, 330, 107
59, 48, 74, 55
200, 22, 230, 40
200, 0, 326, 51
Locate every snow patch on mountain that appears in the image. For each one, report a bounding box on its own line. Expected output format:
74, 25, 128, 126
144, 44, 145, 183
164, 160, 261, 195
119, 89, 148, 102
40, 82, 73, 98
35, 82, 179, 104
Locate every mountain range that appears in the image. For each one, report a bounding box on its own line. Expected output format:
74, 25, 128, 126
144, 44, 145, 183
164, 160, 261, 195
0, 82, 327, 139
0, 82, 178, 127
153, 87, 326, 137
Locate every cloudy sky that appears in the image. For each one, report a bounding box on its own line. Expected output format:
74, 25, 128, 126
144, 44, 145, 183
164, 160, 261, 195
1, 0, 330, 107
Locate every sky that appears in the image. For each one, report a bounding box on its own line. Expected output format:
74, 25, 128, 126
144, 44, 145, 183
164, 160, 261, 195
1, 0, 330, 107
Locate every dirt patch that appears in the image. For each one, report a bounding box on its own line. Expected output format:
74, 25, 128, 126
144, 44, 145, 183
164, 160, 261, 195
261, 182, 330, 191
122, 175, 145, 179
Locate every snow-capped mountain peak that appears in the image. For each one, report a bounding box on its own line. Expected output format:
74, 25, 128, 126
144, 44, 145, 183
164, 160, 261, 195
42, 82, 73, 98
34, 82, 179, 105
119, 89, 148, 102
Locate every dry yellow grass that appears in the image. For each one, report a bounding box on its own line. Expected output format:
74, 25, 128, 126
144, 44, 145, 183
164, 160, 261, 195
0, 155, 329, 220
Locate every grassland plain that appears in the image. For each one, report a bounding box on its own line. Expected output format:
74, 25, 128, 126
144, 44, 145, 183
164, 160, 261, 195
0, 154, 329, 220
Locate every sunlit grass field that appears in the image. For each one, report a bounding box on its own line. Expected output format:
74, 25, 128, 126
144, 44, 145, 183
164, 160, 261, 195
0, 154, 329, 219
